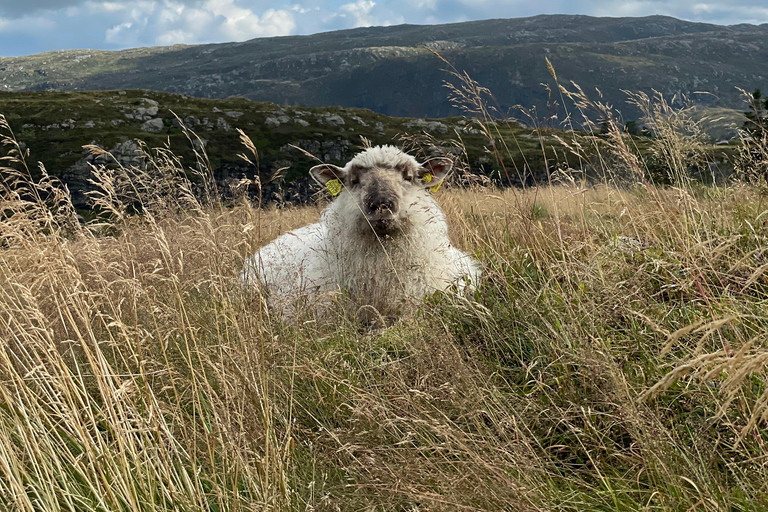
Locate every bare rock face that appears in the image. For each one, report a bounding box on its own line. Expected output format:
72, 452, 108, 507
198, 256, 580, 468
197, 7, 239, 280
265, 117, 281, 128
265, 114, 291, 128
141, 118, 165, 133
216, 117, 232, 131
279, 138, 353, 163
136, 99, 159, 117
319, 113, 345, 127
64, 141, 147, 207
404, 118, 449, 134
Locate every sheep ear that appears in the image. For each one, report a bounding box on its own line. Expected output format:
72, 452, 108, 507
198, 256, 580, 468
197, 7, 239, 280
418, 157, 453, 189
310, 164, 346, 185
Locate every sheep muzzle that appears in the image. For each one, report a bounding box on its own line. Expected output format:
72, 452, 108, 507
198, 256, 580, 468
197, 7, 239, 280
360, 174, 402, 233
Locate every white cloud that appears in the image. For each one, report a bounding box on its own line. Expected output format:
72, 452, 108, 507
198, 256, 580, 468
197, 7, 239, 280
692, 3, 714, 14
101, 0, 295, 47
155, 28, 195, 45
339, 0, 376, 27
99, 2, 132, 12
415, 0, 439, 9
291, 4, 318, 15
206, 0, 294, 40
105, 22, 134, 44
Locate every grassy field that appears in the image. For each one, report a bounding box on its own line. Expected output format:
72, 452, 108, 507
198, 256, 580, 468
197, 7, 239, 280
1, 83, 768, 511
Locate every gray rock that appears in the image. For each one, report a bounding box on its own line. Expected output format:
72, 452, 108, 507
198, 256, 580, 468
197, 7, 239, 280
84, 120, 96, 129
141, 118, 165, 133
279, 138, 352, 163
320, 114, 345, 127
404, 118, 448, 134
134, 98, 160, 119
294, 118, 310, 127
216, 117, 232, 131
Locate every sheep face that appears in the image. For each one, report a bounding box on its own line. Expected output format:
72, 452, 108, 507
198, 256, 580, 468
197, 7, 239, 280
310, 146, 453, 236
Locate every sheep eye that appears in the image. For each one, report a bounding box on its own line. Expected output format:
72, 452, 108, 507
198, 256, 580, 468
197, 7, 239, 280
403, 174, 413, 182
349, 177, 360, 186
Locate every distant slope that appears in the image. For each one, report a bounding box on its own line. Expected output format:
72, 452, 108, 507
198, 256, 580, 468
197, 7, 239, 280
0, 90, 545, 208
1, 15, 767, 119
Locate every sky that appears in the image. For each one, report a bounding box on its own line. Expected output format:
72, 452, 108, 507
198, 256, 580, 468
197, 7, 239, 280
1, 0, 767, 57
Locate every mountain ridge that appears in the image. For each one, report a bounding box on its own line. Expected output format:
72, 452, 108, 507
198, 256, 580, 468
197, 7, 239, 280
2, 14, 767, 119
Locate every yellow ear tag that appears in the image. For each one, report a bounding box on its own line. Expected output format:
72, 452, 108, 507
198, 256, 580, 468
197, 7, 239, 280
422, 173, 441, 192
325, 179, 342, 196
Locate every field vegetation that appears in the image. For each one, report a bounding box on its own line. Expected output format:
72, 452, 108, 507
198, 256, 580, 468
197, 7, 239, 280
0, 74, 767, 511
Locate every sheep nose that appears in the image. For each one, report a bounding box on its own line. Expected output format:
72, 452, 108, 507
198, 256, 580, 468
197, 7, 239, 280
367, 197, 396, 217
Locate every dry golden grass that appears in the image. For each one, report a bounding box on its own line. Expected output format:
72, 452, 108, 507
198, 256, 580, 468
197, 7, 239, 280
1, 80, 768, 512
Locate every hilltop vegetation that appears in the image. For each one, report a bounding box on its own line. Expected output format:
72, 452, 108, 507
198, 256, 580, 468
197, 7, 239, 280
0, 89, 511, 207
1, 15, 767, 119
0, 88, 742, 209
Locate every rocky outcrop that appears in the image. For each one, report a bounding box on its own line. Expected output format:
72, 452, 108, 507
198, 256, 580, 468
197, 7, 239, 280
141, 118, 164, 133
63, 140, 146, 207
404, 119, 449, 134
4, 90, 606, 211
57, 136, 358, 208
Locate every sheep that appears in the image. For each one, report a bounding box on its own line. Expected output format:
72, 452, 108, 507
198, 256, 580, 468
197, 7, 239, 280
241, 145, 481, 319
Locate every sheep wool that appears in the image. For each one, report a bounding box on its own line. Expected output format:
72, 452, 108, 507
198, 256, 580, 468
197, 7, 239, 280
241, 145, 481, 318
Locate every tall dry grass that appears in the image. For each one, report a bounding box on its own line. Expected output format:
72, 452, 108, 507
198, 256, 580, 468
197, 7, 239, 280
0, 71, 767, 512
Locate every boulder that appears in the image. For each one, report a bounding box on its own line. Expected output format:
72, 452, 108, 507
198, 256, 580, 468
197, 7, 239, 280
141, 118, 164, 133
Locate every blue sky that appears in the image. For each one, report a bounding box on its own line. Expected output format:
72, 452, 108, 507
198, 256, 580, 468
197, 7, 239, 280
1, 0, 767, 57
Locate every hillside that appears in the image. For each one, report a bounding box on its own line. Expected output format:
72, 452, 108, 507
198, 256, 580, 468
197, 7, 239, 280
0, 90, 558, 208
1, 15, 767, 119
1, 88, 744, 209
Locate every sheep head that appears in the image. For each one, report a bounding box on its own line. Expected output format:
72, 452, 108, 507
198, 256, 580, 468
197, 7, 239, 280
310, 146, 453, 236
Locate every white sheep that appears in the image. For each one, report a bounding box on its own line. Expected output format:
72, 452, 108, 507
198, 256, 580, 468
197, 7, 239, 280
241, 145, 481, 318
